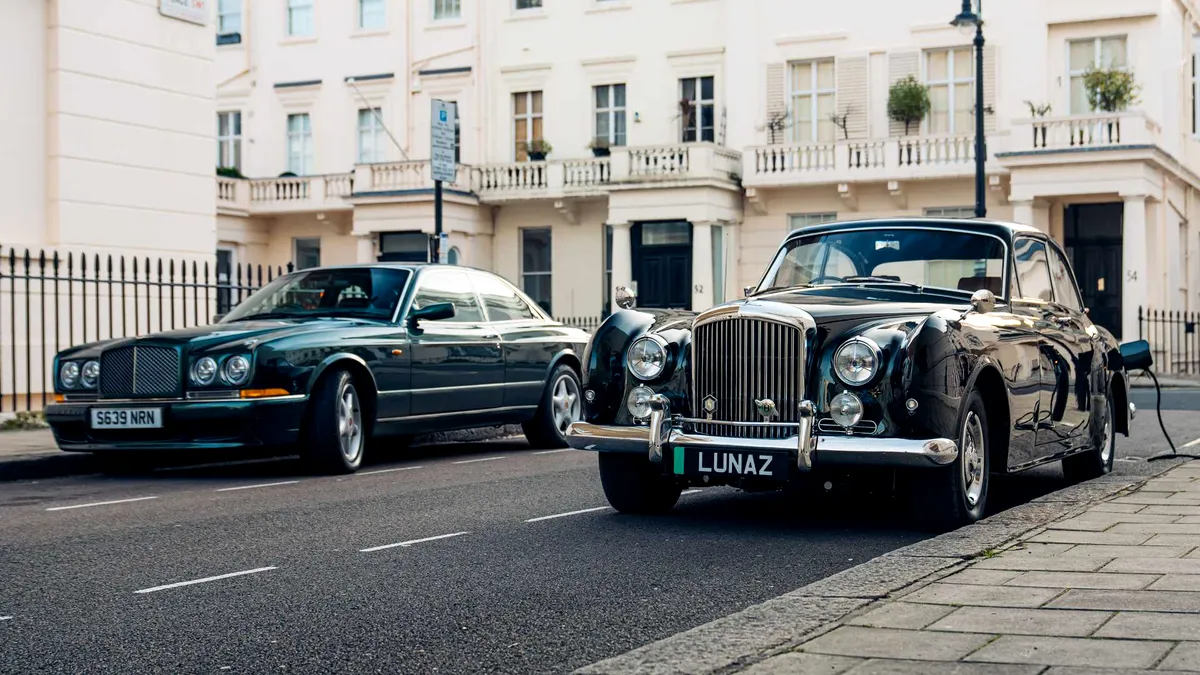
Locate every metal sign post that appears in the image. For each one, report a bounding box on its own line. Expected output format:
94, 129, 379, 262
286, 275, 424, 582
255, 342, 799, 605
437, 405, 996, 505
430, 100, 458, 264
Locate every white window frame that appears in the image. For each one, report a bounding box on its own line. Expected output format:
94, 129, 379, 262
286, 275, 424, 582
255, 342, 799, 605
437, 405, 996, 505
924, 206, 976, 218
287, 0, 314, 37
520, 228, 552, 315
286, 113, 314, 175
513, 91, 543, 161
357, 108, 385, 163
680, 76, 715, 143
788, 59, 836, 144
788, 213, 838, 231
1067, 35, 1128, 115
218, 0, 242, 35
293, 237, 321, 270
593, 84, 626, 146
924, 47, 974, 135
358, 0, 386, 29
217, 111, 242, 171
433, 0, 461, 20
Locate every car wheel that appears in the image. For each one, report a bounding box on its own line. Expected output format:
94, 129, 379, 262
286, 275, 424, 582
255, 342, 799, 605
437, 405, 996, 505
303, 369, 366, 474
598, 452, 682, 514
1062, 393, 1115, 483
522, 364, 582, 449
909, 389, 990, 531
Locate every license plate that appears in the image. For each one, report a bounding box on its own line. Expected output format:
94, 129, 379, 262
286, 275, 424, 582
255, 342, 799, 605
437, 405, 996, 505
90, 408, 163, 429
673, 448, 789, 480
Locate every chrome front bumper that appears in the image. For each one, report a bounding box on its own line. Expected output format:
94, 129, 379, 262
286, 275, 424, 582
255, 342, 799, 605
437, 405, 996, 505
566, 396, 958, 471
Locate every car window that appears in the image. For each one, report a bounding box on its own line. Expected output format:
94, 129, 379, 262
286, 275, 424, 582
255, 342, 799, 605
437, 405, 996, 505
220, 267, 410, 322
1048, 247, 1083, 312
411, 270, 484, 322
472, 273, 537, 322
1013, 237, 1054, 303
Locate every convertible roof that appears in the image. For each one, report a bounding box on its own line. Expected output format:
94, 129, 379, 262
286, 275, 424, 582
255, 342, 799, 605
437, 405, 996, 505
784, 217, 1040, 242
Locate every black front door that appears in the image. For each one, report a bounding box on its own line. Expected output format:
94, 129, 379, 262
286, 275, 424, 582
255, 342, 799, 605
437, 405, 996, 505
633, 221, 692, 310
1065, 203, 1123, 339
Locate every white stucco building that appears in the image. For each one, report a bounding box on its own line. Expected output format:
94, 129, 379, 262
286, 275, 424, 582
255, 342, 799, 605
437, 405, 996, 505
215, 0, 1200, 344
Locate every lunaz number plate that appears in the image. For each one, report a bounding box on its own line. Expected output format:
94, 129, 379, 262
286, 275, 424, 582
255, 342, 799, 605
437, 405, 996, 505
90, 408, 163, 429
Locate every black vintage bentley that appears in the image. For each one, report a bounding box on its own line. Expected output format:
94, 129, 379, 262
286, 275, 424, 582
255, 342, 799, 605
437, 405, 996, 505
568, 218, 1140, 528
46, 264, 588, 473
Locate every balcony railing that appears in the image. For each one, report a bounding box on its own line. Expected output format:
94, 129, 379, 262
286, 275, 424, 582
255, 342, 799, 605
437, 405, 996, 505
744, 134, 979, 187
216, 173, 355, 214
217, 143, 742, 212
1010, 111, 1160, 152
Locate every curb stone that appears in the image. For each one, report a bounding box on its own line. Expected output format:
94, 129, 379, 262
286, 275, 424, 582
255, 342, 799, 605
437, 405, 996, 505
574, 460, 1185, 675
0, 424, 525, 482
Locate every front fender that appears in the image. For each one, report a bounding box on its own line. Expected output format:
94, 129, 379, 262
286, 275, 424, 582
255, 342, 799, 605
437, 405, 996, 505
306, 353, 379, 394
582, 308, 695, 424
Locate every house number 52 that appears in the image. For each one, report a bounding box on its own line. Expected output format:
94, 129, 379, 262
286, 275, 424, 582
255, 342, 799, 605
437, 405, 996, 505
694, 284, 704, 293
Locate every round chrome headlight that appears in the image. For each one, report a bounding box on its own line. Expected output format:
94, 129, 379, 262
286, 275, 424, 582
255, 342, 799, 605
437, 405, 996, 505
626, 385, 655, 419
60, 361, 80, 389
191, 357, 218, 386
222, 355, 251, 386
80, 360, 100, 389
830, 391, 864, 428
833, 337, 881, 386
627, 335, 668, 381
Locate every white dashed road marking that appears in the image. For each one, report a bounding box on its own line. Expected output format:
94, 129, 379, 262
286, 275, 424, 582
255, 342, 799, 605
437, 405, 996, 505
525, 506, 611, 523
1183, 437, 1200, 448
0, 616, 12, 621
357, 465, 424, 476
214, 481, 300, 492
680, 489, 703, 495
452, 456, 506, 465
134, 567, 278, 594
360, 531, 470, 553
531, 449, 576, 455
45, 496, 159, 512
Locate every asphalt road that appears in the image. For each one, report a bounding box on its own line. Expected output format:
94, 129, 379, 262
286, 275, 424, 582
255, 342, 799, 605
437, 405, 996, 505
1, 408, 1198, 674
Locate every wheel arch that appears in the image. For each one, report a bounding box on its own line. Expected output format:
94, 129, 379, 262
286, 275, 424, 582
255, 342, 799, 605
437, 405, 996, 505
306, 354, 379, 432
544, 348, 583, 380
966, 362, 1011, 473
1110, 370, 1130, 436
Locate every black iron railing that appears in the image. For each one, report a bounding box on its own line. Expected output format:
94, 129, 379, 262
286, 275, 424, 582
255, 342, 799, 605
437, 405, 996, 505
1138, 306, 1200, 376
555, 316, 604, 332
0, 248, 292, 412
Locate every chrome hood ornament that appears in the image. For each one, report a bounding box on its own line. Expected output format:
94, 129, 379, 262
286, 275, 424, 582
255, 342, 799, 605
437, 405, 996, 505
755, 398, 780, 422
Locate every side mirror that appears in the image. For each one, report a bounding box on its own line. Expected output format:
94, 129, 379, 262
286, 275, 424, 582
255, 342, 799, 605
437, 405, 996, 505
969, 289, 996, 315
1118, 339, 1153, 371
408, 302, 456, 326
743, 285, 756, 297
615, 286, 637, 310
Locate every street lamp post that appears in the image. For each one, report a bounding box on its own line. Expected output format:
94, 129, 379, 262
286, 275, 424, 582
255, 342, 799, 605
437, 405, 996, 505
951, 0, 986, 218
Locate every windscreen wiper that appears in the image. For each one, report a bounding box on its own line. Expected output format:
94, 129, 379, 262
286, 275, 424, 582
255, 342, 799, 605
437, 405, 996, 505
841, 276, 925, 291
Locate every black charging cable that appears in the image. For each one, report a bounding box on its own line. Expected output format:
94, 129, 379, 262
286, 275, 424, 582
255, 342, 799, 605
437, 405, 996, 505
1143, 368, 1199, 462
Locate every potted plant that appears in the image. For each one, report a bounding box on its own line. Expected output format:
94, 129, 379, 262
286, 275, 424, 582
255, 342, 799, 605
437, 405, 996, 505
1082, 64, 1139, 143
1024, 101, 1053, 147
216, 166, 244, 179
887, 76, 931, 136
526, 140, 553, 161
589, 138, 611, 158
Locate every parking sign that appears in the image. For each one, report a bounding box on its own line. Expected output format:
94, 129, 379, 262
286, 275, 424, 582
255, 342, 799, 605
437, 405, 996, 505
431, 100, 457, 184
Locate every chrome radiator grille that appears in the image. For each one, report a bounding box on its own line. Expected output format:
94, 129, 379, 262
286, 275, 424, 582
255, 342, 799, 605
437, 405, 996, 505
99, 346, 181, 398
691, 317, 804, 439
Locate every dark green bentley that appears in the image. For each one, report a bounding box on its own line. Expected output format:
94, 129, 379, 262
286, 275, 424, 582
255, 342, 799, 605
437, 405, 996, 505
45, 264, 589, 473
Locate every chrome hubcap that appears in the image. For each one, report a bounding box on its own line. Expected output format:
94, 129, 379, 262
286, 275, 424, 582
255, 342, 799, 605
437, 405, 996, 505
962, 411, 985, 508
551, 374, 581, 436
1100, 408, 1113, 464
337, 382, 363, 463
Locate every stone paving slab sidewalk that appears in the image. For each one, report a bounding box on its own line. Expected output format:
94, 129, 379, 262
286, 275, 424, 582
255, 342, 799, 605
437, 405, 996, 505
578, 462, 1200, 675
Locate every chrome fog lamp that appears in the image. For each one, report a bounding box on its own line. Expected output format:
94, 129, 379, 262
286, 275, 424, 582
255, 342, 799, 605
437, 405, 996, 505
627, 335, 668, 381
191, 356, 218, 386
80, 360, 101, 389
60, 361, 81, 389
833, 337, 881, 386
830, 391, 864, 428
626, 386, 655, 420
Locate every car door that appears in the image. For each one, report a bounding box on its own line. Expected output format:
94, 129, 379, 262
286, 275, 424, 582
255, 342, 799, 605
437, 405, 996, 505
1046, 242, 1096, 449
1011, 236, 1076, 455
470, 271, 550, 409
405, 268, 504, 416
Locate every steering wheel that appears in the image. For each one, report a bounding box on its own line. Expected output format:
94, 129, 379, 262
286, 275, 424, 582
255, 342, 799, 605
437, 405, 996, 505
809, 275, 845, 285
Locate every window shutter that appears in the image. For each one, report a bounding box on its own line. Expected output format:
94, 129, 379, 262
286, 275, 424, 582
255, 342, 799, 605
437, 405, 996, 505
765, 63, 786, 144
887, 50, 920, 137
983, 45, 997, 133
835, 56, 869, 140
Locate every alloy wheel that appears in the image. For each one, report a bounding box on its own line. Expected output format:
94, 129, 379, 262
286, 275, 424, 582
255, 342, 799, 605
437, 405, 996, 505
337, 382, 363, 463
961, 410, 985, 508
551, 374, 581, 435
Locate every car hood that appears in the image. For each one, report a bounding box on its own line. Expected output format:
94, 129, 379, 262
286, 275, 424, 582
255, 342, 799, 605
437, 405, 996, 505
58, 318, 385, 358
743, 286, 968, 324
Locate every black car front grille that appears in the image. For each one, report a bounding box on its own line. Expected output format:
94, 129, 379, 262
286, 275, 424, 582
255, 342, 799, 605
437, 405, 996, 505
99, 346, 181, 398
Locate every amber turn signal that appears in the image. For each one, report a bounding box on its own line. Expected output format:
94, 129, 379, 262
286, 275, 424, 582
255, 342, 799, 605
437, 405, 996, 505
239, 388, 291, 399
54, 394, 65, 403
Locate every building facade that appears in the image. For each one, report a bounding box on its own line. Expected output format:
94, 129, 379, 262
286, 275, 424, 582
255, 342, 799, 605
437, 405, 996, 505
215, 0, 1200, 345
